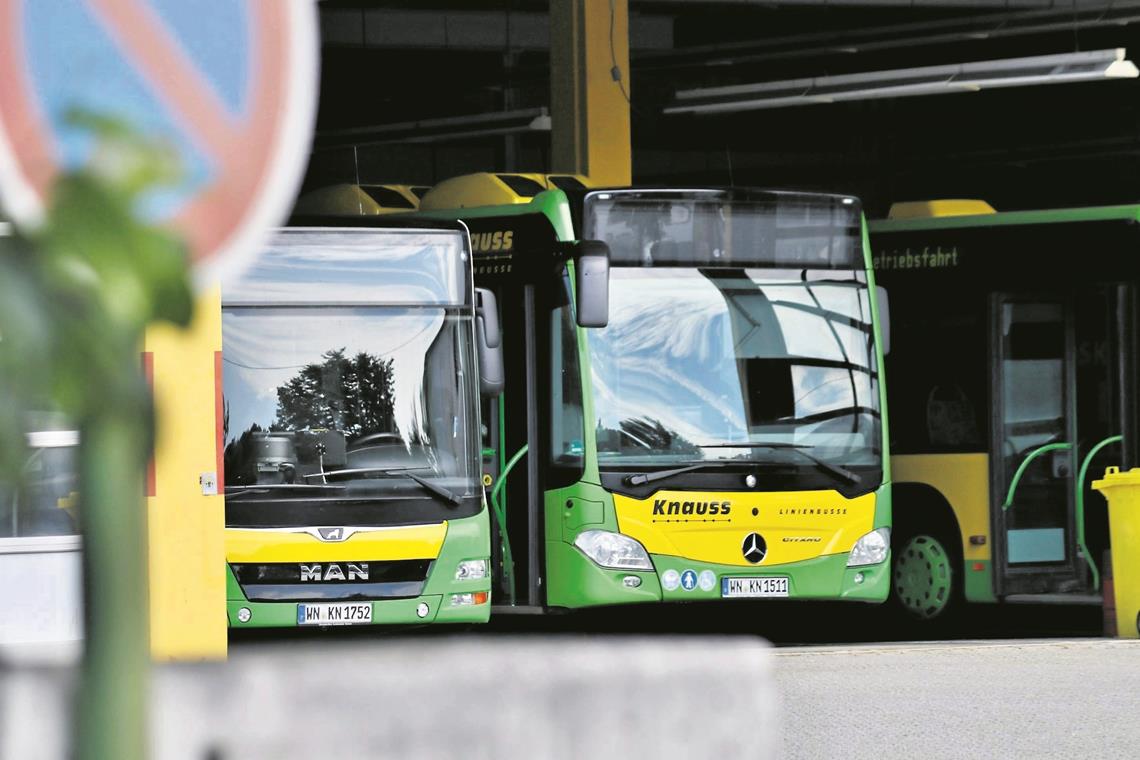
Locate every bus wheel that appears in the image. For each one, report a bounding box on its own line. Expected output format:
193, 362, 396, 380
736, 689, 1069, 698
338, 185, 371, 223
892, 533, 956, 621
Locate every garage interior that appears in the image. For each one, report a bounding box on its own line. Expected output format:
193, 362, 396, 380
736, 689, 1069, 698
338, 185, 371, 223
308, 0, 1140, 216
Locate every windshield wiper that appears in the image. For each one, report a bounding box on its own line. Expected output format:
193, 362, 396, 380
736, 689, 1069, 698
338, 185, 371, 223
304, 466, 461, 507
224, 484, 347, 501
394, 470, 462, 507
697, 442, 862, 486
623, 461, 741, 487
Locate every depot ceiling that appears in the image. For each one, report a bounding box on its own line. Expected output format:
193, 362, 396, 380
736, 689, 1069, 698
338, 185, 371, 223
665, 48, 1139, 115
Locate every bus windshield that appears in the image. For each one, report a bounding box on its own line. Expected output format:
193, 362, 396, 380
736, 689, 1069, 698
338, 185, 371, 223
589, 267, 880, 470
221, 229, 480, 525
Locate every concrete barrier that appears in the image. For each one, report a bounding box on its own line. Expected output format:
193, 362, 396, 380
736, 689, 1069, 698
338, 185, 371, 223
0, 663, 74, 760
3, 636, 776, 760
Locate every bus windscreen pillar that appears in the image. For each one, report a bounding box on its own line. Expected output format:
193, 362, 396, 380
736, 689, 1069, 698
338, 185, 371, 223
143, 287, 227, 660
550, 0, 632, 186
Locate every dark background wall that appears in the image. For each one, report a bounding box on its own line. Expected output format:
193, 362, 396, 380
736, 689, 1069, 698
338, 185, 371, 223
309, 1, 1140, 217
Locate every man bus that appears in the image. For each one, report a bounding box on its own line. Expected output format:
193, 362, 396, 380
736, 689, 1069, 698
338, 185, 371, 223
222, 219, 499, 627
417, 174, 893, 613
870, 200, 1140, 625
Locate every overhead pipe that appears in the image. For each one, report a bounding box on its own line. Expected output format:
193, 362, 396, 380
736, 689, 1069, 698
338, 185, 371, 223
637, 0, 1140, 71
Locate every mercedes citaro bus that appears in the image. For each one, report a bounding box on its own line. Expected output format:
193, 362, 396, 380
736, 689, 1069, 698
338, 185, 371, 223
416, 174, 893, 614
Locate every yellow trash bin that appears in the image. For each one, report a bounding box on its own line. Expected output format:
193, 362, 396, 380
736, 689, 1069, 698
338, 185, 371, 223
1092, 466, 1140, 638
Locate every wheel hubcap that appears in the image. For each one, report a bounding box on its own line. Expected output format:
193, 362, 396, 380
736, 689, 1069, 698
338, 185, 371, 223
893, 534, 952, 619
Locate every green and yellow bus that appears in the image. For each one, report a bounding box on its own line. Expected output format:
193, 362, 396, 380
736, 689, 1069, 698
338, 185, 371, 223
871, 200, 1140, 623
419, 174, 893, 612
222, 218, 498, 628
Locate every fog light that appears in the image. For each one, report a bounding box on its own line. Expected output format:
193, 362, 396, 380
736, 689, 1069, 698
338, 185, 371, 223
622, 575, 642, 588
450, 592, 491, 606
237, 607, 251, 623
853, 572, 865, 585
661, 569, 681, 591
416, 602, 430, 618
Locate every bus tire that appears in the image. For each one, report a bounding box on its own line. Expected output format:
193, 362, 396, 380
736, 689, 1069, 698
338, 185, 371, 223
890, 523, 963, 628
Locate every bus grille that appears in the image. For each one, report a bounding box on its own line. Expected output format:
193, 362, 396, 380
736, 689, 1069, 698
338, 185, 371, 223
230, 559, 433, 602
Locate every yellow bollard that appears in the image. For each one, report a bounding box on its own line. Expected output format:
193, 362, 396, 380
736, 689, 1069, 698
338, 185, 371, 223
1091, 466, 1140, 638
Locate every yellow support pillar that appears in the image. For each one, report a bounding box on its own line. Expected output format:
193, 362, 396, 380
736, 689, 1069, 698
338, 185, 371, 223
550, 0, 632, 186
143, 287, 227, 660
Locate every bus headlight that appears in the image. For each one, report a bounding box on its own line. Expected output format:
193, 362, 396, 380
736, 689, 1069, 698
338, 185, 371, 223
847, 527, 891, 567
574, 530, 653, 571
455, 559, 489, 581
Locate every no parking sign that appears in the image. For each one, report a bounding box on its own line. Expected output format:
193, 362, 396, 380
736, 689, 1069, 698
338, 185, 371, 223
0, 0, 319, 286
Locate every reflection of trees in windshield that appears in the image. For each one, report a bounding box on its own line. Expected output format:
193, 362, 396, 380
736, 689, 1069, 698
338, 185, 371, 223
224, 348, 405, 487
275, 349, 398, 440
597, 416, 701, 456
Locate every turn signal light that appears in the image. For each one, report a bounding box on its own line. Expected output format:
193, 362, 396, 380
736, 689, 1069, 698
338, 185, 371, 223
450, 591, 490, 606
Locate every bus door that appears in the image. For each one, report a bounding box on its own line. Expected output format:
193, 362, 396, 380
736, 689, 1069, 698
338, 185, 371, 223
468, 216, 555, 610
991, 288, 1119, 598
479, 269, 539, 608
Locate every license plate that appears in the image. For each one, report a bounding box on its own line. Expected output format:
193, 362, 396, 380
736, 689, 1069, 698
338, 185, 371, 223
721, 576, 789, 598
297, 602, 373, 626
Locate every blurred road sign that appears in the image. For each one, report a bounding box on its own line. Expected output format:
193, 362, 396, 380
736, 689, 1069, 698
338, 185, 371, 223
0, 0, 319, 286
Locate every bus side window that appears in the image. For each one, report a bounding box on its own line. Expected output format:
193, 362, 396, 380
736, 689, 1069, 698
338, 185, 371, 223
926, 382, 980, 448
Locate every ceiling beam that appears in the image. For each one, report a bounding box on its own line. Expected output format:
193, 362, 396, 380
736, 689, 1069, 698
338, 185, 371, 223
320, 8, 673, 52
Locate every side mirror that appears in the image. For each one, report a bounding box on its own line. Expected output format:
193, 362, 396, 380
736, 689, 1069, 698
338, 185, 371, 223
475, 288, 504, 396
573, 239, 610, 328
876, 285, 891, 356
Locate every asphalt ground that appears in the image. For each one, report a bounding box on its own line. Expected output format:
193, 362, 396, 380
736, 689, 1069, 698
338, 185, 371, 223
6, 603, 1123, 759
228, 609, 1135, 760
774, 638, 1140, 759
226, 607, 1133, 760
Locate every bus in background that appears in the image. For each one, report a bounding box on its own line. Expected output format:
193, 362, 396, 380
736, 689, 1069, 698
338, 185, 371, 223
222, 219, 499, 628
418, 174, 892, 614
418, 172, 590, 210
0, 224, 84, 648
292, 183, 431, 217
870, 200, 1140, 625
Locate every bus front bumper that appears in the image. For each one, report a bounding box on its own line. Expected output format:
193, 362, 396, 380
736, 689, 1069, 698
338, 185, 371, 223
545, 539, 889, 608
227, 592, 491, 628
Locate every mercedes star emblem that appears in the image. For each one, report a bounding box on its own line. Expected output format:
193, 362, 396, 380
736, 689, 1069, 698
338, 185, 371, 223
742, 532, 767, 564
